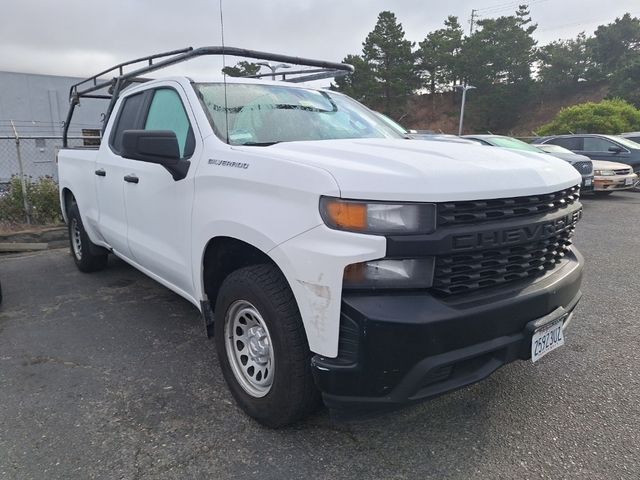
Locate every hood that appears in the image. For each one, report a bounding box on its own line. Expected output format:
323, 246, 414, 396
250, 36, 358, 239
542, 152, 592, 164
591, 159, 633, 170
237, 138, 582, 202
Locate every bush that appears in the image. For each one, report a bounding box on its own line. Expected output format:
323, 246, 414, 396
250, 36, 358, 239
0, 176, 62, 225
536, 98, 640, 135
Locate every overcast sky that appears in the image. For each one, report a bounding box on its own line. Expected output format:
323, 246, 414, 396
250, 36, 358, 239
1, 0, 639, 80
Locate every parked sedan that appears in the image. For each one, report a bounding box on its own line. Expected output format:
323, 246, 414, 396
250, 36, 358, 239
463, 134, 594, 191
591, 160, 638, 195
532, 134, 640, 175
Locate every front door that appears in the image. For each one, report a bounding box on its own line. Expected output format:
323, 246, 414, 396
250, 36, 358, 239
122, 85, 199, 295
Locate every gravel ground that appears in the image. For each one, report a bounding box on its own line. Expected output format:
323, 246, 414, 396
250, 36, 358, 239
0, 192, 638, 480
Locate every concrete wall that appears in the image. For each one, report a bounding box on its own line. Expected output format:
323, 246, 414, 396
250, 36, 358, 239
0, 71, 108, 182
0, 71, 106, 136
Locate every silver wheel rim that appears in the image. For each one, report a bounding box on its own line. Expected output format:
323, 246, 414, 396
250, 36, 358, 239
71, 218, 82, 260
224, 300, 275, 398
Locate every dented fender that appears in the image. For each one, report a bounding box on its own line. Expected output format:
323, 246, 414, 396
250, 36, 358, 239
268, 225, 386, 358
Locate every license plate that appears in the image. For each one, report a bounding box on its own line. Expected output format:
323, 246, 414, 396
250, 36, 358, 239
584, 179, 592, 186
625, 177, 633, 185
531, 319, 565, 363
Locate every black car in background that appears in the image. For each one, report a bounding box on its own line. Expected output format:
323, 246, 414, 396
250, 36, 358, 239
620, 132, 640, 144
532, 134, 640, 175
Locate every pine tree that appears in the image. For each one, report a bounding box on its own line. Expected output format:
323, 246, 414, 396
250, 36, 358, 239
362, 11, 420, 114
418, 16, 464, 94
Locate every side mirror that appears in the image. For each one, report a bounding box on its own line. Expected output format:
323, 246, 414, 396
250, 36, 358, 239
121, 130, 189, 180
608, 145, 624, 154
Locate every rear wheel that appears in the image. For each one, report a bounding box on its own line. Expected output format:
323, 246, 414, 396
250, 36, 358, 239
67, 203, 108, 272
214, 264, 320, 427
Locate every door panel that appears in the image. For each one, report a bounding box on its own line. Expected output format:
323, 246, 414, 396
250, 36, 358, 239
94, 91, 148, 257
123, 86, 198, 294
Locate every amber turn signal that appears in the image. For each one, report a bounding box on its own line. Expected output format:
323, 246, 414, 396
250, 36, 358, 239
322, 198, 368, 231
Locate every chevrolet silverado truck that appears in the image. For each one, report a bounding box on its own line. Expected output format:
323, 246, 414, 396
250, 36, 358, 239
57, 47, 584, 427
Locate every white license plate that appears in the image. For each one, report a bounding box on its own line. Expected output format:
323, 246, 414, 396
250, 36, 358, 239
625, 177, 633, 185
531, 319, 565, 363
584, 179, 592, 186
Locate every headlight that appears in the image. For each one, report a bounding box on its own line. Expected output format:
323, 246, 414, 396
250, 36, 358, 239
319, 197, 436, 234
594, 169, 615, 176
343, 258, 435, 289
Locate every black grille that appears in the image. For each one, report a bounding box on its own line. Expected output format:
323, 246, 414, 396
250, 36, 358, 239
614, 168, 632, 175
437, 186, 580, 227
432, 228, 575, 296
572, 160, 592, 175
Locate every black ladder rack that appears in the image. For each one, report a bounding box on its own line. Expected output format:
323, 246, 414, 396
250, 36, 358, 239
63, 46, 354, 147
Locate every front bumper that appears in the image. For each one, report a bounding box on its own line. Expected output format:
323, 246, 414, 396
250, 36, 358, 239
594, 173, 637, 191
312, 248, 583, 413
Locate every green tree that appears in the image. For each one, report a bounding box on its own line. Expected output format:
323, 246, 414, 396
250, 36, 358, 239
331, 54, 376, 103
589, 14, 640, 78
608, 56, 640, 107
537, 33, 592, 88
222, 61, 261, 77
418, 16, 464, 93
362, 11, 420, 114
536, 99, 640, 135
460, 5, 537, 86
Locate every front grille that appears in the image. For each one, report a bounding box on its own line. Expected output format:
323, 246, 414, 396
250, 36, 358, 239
614, 168, 632, 175
437, 186, 580, 227
572, 160, 593, 175
432, 226, 575, 296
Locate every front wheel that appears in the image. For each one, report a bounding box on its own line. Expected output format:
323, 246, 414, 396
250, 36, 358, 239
67, 203, 108, 273
214, 264, 320, 427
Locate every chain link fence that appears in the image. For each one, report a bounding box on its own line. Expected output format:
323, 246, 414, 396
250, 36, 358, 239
0, 126, 99, 230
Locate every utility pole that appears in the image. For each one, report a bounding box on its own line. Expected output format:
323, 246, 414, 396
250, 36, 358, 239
469, 9, 477, 35
454, 85, 476, 136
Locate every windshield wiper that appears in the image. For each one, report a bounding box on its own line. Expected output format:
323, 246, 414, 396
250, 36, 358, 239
239, 141, 281, 146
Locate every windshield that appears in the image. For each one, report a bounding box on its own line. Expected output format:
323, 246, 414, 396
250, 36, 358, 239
194, 83, 403, 145
489, 136, 542, 152
611, 135, 640, 149
537, 144, 573, 154
376, 112, 408, 135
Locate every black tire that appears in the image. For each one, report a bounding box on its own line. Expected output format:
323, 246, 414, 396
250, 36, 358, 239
214, 264, 321, 427
67, 203, 108, 273
594, 191, 614, 196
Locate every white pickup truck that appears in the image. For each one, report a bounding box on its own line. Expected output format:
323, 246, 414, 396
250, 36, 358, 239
58, 47, 584, 427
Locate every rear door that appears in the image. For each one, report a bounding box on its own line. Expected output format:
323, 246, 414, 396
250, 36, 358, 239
94, 91, 147, 257
577, 136, 631, 163
122, 84, 199, 294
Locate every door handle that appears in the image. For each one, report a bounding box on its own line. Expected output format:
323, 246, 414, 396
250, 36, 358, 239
123, 175, 139, 184
95, 169, 106, 177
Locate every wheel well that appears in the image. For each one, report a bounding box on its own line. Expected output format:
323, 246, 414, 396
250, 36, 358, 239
202, 237, 276, 310
61, 188, 75, 221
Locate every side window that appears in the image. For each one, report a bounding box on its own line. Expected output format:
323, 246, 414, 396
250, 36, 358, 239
582, 137, 618, 152
547, 137, 581, 151
110, 92, 146, 153
144, 88, 195, 159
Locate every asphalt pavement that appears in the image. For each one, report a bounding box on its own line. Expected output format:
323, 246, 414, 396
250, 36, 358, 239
1, 192, 639, 480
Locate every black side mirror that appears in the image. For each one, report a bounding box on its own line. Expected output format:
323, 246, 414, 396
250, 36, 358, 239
608, 145, 624, 154
121, 130, 189, 180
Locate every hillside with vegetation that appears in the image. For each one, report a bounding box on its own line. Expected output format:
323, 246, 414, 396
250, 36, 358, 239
222, 6, 640, 135
330, 7, 640, 134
